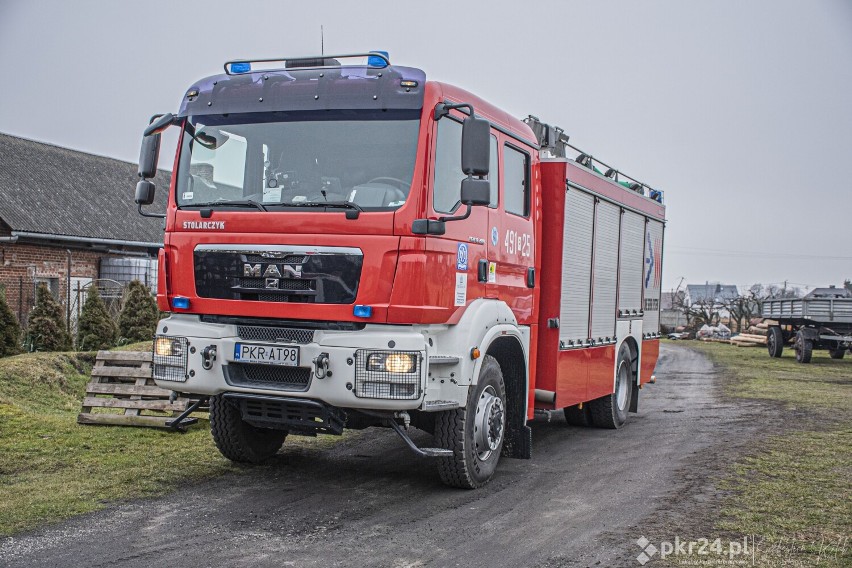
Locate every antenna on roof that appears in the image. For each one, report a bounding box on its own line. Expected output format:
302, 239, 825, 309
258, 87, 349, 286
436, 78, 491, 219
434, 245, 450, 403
321, 25, 324, 56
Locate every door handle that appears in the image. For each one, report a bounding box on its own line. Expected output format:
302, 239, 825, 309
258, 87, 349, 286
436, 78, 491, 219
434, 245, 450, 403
526, 267, 535, 288
478, 259, 488, 283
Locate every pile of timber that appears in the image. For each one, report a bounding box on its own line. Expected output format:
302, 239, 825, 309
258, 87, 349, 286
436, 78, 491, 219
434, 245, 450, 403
77, 350, 199, 430
744, 320, 770, 336
730, 333, 768, 347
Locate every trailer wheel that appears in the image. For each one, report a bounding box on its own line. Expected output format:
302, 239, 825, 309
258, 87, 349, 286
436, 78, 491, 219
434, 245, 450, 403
209, 395, 287, 463
435, 355, 506, 489
767, 326, 784, 358
794, 332, 813, 364
829, 346, 846, 359
588, 344, 632, 429
563, 404, 592, 426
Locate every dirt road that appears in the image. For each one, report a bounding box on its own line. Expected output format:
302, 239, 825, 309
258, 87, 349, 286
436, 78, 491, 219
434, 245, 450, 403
0, 344, 765, 567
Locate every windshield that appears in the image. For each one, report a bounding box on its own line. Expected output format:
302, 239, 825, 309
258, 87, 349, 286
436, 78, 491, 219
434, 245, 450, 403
176, 109, 420, 210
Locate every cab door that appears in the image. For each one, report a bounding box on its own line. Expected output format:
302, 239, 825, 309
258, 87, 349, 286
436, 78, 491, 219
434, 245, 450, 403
424, 113, 489, 315
486, 139, 536, 324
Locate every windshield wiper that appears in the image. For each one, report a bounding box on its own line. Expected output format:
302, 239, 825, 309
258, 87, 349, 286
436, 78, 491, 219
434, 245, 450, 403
283, 201, 363, 218
182, 200, 268, 212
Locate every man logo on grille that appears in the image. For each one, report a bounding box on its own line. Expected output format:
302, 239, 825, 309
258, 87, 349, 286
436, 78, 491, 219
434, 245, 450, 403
244, 263, 303, 279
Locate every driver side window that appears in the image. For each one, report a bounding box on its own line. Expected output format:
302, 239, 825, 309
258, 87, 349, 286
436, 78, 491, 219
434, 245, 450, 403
432, 118, 464, 214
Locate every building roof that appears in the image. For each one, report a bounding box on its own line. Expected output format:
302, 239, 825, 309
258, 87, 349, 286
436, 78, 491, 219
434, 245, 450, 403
0, 133, 169, 246
686, 283, 739, 304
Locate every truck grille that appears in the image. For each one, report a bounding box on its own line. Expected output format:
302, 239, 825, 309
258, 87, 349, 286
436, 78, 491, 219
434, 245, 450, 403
224, 363, 312, 391
193, 245, 362, 304
237, 326, 315, 344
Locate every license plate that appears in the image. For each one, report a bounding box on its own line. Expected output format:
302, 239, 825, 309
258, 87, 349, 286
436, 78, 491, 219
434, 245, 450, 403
234, 343, 300, 366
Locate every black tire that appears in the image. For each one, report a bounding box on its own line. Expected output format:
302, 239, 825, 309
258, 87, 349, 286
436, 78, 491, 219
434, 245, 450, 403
829, 346, 846, 360
794, 332, 813, 364
435, 355, 506, 489
563, 404, 592, 426
588, 344, 632, 429
209, 395, 287, 463
767, 326, 784, 358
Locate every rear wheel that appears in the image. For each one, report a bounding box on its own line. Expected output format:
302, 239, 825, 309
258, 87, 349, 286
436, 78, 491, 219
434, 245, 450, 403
589, 344, 632, 429
767, 326, 784, 358
829, 345, 846, 359
435, 355, 506, 489
794, 332, 813, 364
209, 395, 287, 463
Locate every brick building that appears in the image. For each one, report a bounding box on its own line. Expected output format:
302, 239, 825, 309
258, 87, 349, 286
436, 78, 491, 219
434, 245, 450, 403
0, 133, 169, 327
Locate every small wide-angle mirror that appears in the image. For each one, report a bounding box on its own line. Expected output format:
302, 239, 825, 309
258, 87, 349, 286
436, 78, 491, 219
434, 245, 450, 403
460, 178, 490, 206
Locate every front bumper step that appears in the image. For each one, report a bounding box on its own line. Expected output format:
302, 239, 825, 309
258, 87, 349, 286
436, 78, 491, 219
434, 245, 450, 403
223, 392, 346, 436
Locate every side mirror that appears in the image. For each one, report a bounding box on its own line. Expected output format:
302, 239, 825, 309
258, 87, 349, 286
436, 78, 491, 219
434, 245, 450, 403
461, 178, 490, 206
138, 133, 161, 179
135, 179, 156, 205
461, 115, 490, 176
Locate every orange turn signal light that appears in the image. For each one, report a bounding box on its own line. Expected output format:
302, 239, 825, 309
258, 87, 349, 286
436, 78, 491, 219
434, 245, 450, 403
470, 347, 481, 360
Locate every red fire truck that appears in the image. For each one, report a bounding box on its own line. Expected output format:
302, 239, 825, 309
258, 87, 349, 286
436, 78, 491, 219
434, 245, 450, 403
135, 52, 665, 488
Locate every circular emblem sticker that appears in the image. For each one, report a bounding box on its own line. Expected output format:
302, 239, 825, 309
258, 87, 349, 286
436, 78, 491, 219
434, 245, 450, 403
491, 227, 499, 246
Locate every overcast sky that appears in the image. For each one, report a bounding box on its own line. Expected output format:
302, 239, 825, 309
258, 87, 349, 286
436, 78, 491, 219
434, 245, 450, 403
1, 0, 850, 293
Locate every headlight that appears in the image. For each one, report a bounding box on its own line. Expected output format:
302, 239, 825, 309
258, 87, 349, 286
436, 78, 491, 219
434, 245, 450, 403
366, 352, 417, 374
153, 336, 189, 382
155, 337, 183, 357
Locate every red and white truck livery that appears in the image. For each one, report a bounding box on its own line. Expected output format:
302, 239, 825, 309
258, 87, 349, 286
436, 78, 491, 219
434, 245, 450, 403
135, 52, 665, 488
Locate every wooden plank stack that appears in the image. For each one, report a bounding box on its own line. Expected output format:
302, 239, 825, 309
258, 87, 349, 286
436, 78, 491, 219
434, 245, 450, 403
77, 350, 198, 429
729, 333, 768, 347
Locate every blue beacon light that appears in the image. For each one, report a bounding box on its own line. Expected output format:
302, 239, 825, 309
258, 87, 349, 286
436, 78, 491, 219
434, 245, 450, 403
230, 62, 252, 74
171, 297, 190, 310
367, 51, 389, 67
353, 305, 373, 318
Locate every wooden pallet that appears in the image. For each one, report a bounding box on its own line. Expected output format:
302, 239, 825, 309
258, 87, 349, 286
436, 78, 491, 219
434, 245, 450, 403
77, 350, 199, 429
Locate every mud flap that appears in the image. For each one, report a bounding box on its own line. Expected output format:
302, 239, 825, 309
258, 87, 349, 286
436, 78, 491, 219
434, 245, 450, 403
502, 424, 532, 459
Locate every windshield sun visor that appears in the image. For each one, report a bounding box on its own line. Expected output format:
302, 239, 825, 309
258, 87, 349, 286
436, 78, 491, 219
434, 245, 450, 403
180, 65, 426, 117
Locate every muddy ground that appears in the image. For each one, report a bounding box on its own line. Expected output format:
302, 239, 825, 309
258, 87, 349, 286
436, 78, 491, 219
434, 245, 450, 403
0, 344, 771, 567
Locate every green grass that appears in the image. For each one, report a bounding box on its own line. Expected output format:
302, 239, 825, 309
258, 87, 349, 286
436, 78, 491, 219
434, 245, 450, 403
677, 340, 852, 567
0, 350, 336, 536
688, 341, 852, 414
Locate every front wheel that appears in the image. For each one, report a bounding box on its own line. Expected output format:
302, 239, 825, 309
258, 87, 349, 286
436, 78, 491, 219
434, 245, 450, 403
794, 332, 813, 364
435, 355, 506, 489
209, 395, 287, 463
589, 344, 633, 429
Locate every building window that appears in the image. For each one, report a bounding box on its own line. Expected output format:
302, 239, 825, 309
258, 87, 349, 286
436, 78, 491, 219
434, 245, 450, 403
34, 277, 60, 300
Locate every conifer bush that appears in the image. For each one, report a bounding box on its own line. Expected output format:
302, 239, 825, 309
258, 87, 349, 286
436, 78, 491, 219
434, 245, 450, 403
0, 288, 22, 357
76, 285, 118, 351
27, 284, 72, 351
118, 280, 159, 343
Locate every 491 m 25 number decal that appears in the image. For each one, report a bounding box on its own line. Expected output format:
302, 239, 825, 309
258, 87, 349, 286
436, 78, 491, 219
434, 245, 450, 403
504, 230, 531, 257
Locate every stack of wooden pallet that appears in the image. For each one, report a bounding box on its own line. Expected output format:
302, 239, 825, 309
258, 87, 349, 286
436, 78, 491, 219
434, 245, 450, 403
77, 350, 198, 430
730, 333, 768, 347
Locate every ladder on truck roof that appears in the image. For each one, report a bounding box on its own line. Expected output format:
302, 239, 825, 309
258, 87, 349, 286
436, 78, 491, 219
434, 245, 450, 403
523, 115, 663, 204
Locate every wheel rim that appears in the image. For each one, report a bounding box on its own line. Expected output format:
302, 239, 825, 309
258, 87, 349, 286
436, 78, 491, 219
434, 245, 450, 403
768, 333, 776, 352
474, 385, 505, 461
615, 360, 630, 411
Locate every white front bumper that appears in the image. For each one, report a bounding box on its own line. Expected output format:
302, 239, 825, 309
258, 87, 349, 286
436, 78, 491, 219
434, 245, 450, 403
153, 314, 430, 411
